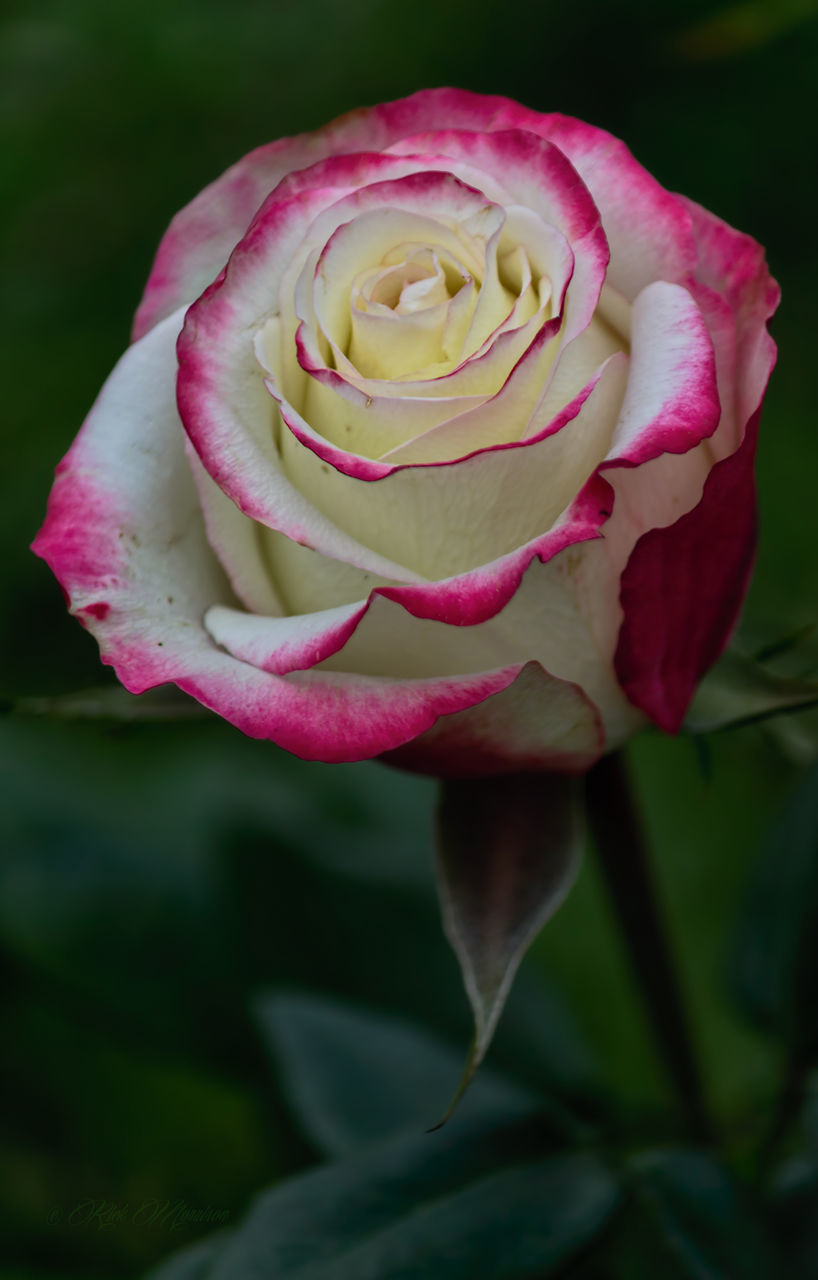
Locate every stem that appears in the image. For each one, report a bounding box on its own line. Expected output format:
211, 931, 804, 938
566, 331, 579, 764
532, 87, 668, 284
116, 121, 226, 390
586, 750, 714, 1144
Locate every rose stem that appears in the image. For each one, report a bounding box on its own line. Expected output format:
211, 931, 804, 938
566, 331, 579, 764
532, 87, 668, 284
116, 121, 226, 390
585, 749, 714, 1145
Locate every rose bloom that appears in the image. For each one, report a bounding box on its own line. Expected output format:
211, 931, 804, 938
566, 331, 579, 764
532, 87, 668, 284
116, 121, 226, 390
34, 89, 778, 775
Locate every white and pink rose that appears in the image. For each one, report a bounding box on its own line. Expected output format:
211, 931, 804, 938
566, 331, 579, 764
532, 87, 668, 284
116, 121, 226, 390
34, 88, 779, 775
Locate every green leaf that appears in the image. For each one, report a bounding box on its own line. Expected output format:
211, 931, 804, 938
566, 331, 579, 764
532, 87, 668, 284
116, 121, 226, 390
731, 759, 818, 1052
435, 772, 583, 1118
683, 649, 818, 735
612, 1148, 777, 1278
254, 991, 558, 1157
187, 1129, 618, 1280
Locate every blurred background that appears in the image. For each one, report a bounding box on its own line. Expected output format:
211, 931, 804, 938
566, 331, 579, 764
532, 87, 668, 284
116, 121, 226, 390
2, 0, 818, 1274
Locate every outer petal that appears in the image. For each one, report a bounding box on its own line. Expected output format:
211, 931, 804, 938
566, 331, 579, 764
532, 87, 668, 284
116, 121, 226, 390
602, 280, 719, 468
205, 597, 606, 775
680, 194, 781, 428
32, 309, 239, 686
329, 553, 643, 754
382, 662, 605, 777
615, 409, 761, 732
31, 309, 598, 768
205, 598, 370, 676
613, 210, 779, 731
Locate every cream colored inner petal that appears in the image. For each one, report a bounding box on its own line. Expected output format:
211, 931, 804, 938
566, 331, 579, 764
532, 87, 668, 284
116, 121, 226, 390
280, 206, 574, 464
307, 206, 498, 367
281, 362, 490, 459
348, 246, 478, 380
304, 200, 563, 393
290, 203, 572, 410
248, 167, 626, 538
378, 319, 563, 464
457, 219, 518, 360
262, 528, 399, 614
523, 314, 623, 440
274, 353, 627, 581
355, 246, 453, 310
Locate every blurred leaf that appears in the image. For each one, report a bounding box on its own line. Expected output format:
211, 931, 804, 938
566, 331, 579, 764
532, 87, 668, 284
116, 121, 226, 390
280, 1152, 619, 1279
674, 0, 818, 62
612, 1148, 777, 1277
7, 684, 208, 722
0, 1274, 115, 1280
144, 1234, 227, 1279
253, 991, 571, 1158
731, 759, 818, 1052
167, 1125, 618, 1280
762, 714, 818, 768
769, 1152, 818, 1276
435, 773, 583, 1120
0, 993, 270, 1267
765, 1072, 818, 1274
753, 623, 816, 665
487, 970, 605, 1111
179, 1109, 549, 1275
0, 1274, 117, 1280
683, 648, 818, 735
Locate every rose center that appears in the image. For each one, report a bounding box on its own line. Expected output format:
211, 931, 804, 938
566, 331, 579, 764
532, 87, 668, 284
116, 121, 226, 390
346, 243, 478, 381
355, 245, 470, 313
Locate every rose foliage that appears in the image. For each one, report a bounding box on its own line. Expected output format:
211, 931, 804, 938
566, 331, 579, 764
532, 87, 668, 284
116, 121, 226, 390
34, 89, 779, 776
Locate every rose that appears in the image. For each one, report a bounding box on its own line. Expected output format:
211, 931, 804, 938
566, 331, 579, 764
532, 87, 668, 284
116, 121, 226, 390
34, 88, 778, 776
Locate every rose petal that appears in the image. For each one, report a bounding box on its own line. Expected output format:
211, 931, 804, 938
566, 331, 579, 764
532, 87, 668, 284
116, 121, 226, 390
32, 309, 240, 690
681, 194, 781, 433
603, 280, 720, 468
205, 598, 368, 675
264, 533, 398, 614
615, 407, 761, 732
205, 592, 607, 773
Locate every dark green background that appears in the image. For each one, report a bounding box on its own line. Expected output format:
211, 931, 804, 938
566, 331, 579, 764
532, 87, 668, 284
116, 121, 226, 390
2, 0, 817, 1274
